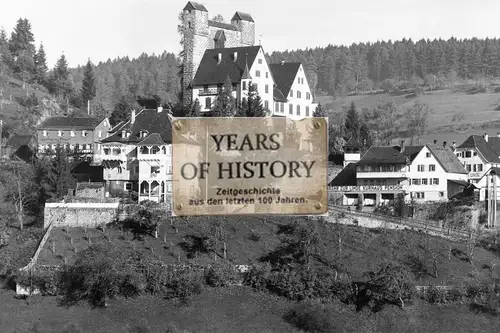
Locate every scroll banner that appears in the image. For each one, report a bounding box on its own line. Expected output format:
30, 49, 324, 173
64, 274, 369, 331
172, 117, 328, 216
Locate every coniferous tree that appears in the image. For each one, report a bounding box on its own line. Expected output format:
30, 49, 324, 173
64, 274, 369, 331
210, 76, 236, 117
110, 97, 132, 125
9, 19, 36, 82
239, 82, 267, 117
81, 59, 97, 106
0, 28, 12, 75
51, 53, 74, 99
33, 42, 48, 84
45, 146, 75, 200
345, 101, 361, 140
313, 103, 326, 117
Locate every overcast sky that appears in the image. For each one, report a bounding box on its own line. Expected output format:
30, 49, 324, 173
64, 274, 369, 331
1, 0, 499, 68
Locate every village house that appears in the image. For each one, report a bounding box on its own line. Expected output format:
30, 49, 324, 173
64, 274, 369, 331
181, 1, 317, 117
37, 117, 112, 163
330, 141, 468, 206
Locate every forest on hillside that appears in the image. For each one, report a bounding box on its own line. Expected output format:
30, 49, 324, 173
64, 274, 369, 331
1, 17, 500, 130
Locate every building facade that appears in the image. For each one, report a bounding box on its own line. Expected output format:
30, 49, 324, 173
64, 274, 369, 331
37, 117, 111, 162
455, 133, 500, 184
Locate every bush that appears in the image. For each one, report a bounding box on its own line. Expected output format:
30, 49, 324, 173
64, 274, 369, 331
244, 263, 272, 291
204, 262, 241, 287
15, 269, 59, 296
165, 267, 204, 300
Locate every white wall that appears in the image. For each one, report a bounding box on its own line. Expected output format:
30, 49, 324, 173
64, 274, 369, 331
247, 48, 274, 112
455, 146, 489, 183
277, 64, 317, 119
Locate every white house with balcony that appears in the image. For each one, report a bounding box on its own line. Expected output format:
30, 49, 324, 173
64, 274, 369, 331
455, 133, 500, 184
99, 108, 174, 205
330, 141, 468, 206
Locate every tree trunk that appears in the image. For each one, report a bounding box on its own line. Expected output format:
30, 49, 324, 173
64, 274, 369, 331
17, 177, 24, 230
399, 297, 404, 308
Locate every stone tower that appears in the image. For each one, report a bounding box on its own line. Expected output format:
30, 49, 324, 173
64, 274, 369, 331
181, 1, 256, 106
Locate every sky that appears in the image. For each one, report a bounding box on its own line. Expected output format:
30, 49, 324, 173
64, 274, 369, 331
1, 0, 499, 68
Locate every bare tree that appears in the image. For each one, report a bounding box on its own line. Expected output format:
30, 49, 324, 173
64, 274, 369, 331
405, 101, 431, 145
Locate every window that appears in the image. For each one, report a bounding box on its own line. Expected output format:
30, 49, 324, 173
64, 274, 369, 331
256, 70, 261, 77
477, 164, 483, 172
289, 104, 293, 115
265, 84, 269, 94
265, 100, 269, 110
297, 91, 301, 98
117, 166, 122, 174
290, 89, 293, 97
168, 165, 172, 174
58, 130, 63, 137
421, 178, 428, 185
298, 77, 300, 84
82, 130, 88, 137
466, 164, 472, 172
412, 179, 421, 185
125, 182, 132, 191
168, 145, 172, 154
306, 106, 310, 117
280, 103, 284, 113
43, 130, 48, 137
417, 164, 425, 172
432, 178, 439, 185
416, 192, 425, 199
465, 151, 472, 158
473, 152, 477, 156
439, 192, 445, 197
296, 105, 300, 115
306, 92, 311, 100
205, 97, 211, 109
426, 152, 431, 158
69, 130, 74, 137
98, 131, 102, 138
167, 183, 172, 193
429, 164, 436, 171
151, 166, 160, 174
258, 59, 262, 64
242, 81, 247, 90
456, 152, 462, 157
266, 72, 268, 78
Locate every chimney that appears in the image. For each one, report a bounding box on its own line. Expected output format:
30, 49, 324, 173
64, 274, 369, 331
217, 53, 222, 64
233, 52, 238, 62
400, 140, 405, 153
433, 139, 437, 144
131, 110, 136, 125
443, 141, 447, 148
484, 133, 489, 142
157, 106, 163, 113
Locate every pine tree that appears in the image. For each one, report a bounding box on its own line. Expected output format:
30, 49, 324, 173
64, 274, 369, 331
210, 76, 236, 117
51, 53, 73, 99
0, 28, 12, 75
240, 82, 267, 117
345, 101, 361, 140
34, 43, 48, 84
81, 59, 97, 106
313, 103, 326, 117
110, 97, 132, 125
9, 19, 36, 81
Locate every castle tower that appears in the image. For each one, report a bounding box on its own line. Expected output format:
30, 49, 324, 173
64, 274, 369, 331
182, 1, 209, 106
231, 12, 255, 46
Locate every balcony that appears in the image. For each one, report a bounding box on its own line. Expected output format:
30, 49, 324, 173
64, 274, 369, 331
357, 171, 407, 178
101, 153, 127, 162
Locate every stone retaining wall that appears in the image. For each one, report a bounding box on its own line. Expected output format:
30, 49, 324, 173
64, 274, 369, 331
43, 203, 120, 229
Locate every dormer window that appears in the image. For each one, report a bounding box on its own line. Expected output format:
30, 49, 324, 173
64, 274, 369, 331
82, 130, 88, 137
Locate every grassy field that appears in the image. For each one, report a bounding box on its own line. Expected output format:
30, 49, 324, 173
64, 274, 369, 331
36, 216, 500, 286
318, 88, 500, 146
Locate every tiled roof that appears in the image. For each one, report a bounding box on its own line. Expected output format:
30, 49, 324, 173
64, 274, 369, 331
39, 117, 102, 130
183, 1, 208, 12
100, 109, 172, 144
358, 146, 408, 165
427, 144, 468, 174
400, 145, 424, 162
137, 133, 165, 146
192, 46, 261, 86
208, 20, 238, 31
7, 134, 34, 147
273, 87, 287, 102
457, 135, 500, 163
329, 163, 357, 186
231, 12, 255, 23
269, 62, 301, 98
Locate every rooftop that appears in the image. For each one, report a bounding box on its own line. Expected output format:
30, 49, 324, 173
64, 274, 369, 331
39, 117, 103, 130
269, 62, 301, 98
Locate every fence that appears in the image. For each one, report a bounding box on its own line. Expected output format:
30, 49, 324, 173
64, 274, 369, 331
329, 205, 477, 241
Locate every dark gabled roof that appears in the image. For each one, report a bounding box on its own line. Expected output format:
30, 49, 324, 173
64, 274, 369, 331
399, 145, 424, 162
208, 20, 238, 31
6, 134, 34, 147
273, 87, 287, 102
357, 146, 407, 166
192, 46, 261, 86
100, 109, 172, 144
231, 12, 255, 23
457, 135, 500, 163
329, 163, 357, 186
427, 144, 468, 174
269, 62, 301, 97
447, 179, 471, 187
137, 133, 165, 146
39, 117, 102, 130
183, 1, 208, 12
